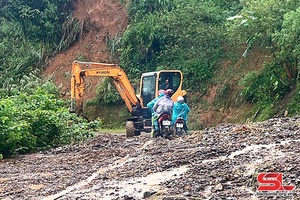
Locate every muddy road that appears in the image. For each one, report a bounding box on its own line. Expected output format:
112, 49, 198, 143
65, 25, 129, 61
1, 117, 300, 200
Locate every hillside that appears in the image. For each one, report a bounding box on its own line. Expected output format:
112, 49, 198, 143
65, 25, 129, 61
194, 47, 270, 128
42, 0, 248, 129
42, 0, 296, 129
43, 0, 128, 101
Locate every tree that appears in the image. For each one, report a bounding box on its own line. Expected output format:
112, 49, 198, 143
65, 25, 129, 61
273, 7, 300, 80
119, 0, 227, 89
227, 0, 300, 57
0, 0, 74, 87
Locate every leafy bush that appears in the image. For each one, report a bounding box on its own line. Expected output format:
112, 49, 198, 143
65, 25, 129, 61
273, 7, 300, 80
0, 0, 73, 43
226, 0, 300, 120
239, 62, 291, 105
226, 0, 300, 49
0, 74, 101, 158
126, 0, 176, 22
256, 104, 275, 122
226, 0, 300, 80
119, 0, 226, 88
238, 61, 293, 120
0, 0, 74, 88
95, 78, 123, 105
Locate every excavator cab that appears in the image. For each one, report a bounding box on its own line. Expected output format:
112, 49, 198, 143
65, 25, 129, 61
140, 70, 186, 108
126, 70, 186, 137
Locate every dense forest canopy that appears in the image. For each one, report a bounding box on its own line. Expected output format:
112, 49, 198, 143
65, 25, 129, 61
0, 0, 299, 158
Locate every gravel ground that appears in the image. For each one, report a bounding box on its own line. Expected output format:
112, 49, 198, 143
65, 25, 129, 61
1, 117, 299, 200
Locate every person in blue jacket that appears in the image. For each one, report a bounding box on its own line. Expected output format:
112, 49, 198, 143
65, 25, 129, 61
172, 96, 190, 133
147, 89, 165, 114
147, 89, 165, 134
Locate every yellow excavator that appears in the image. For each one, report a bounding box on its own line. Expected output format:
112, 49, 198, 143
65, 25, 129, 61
69, 61, 186, 137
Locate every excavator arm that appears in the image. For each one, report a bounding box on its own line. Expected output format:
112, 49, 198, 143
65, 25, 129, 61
70, 61, 140, 114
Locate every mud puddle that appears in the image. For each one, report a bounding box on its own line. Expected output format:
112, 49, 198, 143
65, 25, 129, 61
99, 165, 189, 199
43, 140, 155, 200
202, 139, 300, 164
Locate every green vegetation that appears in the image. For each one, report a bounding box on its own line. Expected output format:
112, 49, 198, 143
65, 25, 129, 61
239, 62, 292, 105
226, 0, 300, 120
0, 0, 99, 158
119, 0, 233, 91
287, 82, 300, 115
0, 73, 101, 158
0, 0, 77, 87
117, 0, 300, 123
94, 78, 123, 105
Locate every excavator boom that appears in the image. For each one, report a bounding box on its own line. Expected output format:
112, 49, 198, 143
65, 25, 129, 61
70, 61, 139, 114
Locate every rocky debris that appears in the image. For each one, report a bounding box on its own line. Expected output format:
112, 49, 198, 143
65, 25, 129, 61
0, 117, 299, 199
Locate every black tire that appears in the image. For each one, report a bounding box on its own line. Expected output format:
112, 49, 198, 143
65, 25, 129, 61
176, 127, 183, 136
134, 130, 141, 136
126, 121, 135, 138
155, 124, 162, 138
162, 127, 170, 139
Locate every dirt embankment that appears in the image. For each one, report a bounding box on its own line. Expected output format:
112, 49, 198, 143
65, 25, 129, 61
42, 0, 128, 101
1, 117, 299, 199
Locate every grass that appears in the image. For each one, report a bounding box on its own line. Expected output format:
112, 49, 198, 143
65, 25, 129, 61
97, 128, 126, 134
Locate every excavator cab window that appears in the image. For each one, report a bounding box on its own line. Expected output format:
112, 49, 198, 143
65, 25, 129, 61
140, 71, 182, 107
141, 75, 156, 106
158, 72, 181, 93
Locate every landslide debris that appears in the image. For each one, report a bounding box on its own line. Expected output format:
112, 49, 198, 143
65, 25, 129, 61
0, 117, 299, 200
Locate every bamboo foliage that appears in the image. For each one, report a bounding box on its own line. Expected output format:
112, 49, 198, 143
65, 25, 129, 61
56, 17, 84, 53
0, 0, 74, 87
